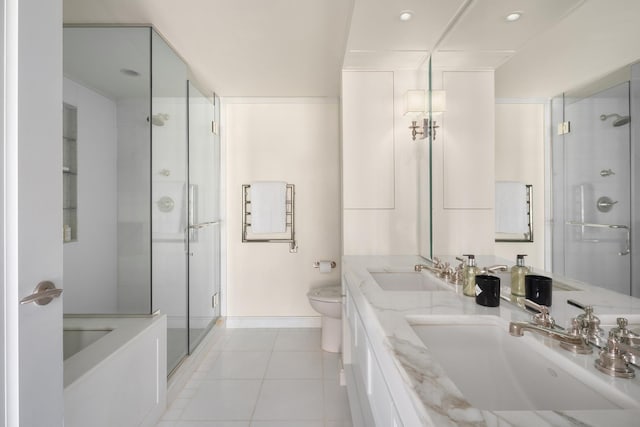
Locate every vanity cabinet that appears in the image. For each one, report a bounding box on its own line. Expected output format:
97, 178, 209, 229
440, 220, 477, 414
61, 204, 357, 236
344, 286, 404, 427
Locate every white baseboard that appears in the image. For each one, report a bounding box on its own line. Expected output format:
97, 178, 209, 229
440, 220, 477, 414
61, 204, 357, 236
225, 316, 321, 329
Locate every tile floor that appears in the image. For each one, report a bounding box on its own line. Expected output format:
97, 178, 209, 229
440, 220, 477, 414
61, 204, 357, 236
156, 327, 353, 427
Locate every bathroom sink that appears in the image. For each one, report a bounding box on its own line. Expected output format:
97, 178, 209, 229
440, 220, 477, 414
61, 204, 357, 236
370, 271, 449, 292
409, 316, 639, 411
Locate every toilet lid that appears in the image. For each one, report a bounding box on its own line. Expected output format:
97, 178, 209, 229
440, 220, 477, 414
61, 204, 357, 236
307, 285, 342, 303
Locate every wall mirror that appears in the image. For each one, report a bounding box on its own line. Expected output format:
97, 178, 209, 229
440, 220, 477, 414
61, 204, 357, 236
424, 0, 640, 297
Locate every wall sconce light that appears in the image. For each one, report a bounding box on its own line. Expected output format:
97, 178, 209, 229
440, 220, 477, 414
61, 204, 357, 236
404, 89, 446, 141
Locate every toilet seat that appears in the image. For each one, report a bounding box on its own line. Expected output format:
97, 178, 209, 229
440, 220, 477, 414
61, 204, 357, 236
307, 285, 342, 303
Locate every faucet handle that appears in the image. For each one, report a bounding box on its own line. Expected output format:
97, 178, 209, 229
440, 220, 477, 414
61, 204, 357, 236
523, 298, 547, 314
595, 336, 636, 378
524, 299, 556, 328
560, 318, 594, 354
567, 302, 605, 346
610, 317, 640, 344
433, 257, 443, 269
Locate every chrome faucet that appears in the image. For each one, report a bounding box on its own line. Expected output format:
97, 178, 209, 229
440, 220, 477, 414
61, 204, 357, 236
415, 257, 461, 285
414, 256, 443, 272
509, 298, 592, 354
509, 320, 592, 354
478, 264, 508, 275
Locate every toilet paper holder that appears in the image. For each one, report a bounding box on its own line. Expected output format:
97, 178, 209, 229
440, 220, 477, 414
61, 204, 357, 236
313, 261, 336, 269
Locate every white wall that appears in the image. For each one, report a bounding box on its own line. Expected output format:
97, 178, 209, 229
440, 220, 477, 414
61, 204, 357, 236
431, 70, 496, 256
494, 103, 546, 269
63, 78, 118, 313
225, 99, 341, 318
342, 70, 421, 255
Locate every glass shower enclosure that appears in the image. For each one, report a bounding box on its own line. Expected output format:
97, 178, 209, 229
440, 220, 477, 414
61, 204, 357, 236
552, 64, 638, 296
63, 26, 221, 374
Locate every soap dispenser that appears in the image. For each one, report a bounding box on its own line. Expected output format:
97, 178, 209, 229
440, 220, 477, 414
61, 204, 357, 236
462, 254, 479, 297
510, 254, 530, 296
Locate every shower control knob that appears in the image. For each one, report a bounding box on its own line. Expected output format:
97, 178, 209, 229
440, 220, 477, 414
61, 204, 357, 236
597, 196, 618, 213
600, 169, 615, 177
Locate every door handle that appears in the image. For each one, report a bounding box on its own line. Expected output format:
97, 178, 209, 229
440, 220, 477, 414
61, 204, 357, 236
20, 281, 63, 306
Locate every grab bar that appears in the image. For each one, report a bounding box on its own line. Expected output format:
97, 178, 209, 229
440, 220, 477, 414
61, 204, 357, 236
189, 221, 220, 230
566, 221, 630, 256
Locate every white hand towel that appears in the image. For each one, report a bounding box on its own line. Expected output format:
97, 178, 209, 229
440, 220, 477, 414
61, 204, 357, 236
495, 181, 528, 234
250, 181, 287, 234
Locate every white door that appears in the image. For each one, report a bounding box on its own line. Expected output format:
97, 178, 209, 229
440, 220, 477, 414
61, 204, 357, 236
3, 0, 64, 426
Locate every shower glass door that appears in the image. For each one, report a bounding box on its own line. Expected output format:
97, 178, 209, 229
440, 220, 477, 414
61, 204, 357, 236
150, 30, 189, 374
555, 82, 631, 294
187, 82, 221, 352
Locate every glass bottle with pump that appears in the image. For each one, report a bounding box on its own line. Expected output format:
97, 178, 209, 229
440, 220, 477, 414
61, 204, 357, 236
462, 254, 479, 297
510, 254, 530, 296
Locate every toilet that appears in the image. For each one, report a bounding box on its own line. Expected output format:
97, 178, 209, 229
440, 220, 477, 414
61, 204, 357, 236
307, 285, 342, 353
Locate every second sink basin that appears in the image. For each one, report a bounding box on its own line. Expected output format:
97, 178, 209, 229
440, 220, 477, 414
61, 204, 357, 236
370, 271, 448, 292
409, 316, 639, 411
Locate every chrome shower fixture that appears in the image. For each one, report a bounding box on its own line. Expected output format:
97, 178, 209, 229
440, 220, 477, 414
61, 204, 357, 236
151, 113, 169, 126
600, 113, 631, 127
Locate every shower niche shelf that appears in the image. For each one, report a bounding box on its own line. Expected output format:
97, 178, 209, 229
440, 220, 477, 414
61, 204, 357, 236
63, 103, 78, 243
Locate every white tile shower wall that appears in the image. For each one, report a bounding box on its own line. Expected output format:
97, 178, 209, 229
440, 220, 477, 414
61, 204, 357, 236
342, 70, 421, 255
494, 103, 546, 269
62, 78, 118, 313
151, 97, 188, 327
225, 99, 341, 317
117, 97, 152, 313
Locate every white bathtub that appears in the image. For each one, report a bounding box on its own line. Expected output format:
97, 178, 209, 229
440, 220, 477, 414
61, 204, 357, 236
63, 314, 167, 427
64, 328, 113, 360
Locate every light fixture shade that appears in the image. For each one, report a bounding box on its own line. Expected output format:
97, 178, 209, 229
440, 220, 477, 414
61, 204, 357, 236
404, 89, 426, 115
430, 90, 446, 113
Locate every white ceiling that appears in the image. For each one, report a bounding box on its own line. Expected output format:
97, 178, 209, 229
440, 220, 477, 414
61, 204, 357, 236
64, 0, 637, 99
63, 0, 353, 97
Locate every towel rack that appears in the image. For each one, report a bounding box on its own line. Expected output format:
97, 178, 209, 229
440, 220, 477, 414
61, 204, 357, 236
496, 184, 533, 243
242, 184, 297, 252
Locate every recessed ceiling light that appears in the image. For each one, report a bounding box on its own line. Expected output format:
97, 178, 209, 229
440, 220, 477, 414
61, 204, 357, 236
399, 10, 413, 22
120, 68, 140, 77
505, 12, 522, 22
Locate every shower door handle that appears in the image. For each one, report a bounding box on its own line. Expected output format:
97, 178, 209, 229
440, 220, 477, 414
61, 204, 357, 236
566, 222, 631, 256
20, 281, 63, 306
189, 221, 219, 230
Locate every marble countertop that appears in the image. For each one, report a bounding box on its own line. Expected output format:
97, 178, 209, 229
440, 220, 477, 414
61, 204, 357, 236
342, 255, 640, 427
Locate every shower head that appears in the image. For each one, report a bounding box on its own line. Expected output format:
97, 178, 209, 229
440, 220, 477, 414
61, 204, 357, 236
600, 113, 630, 127
151, 113, 169, 127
